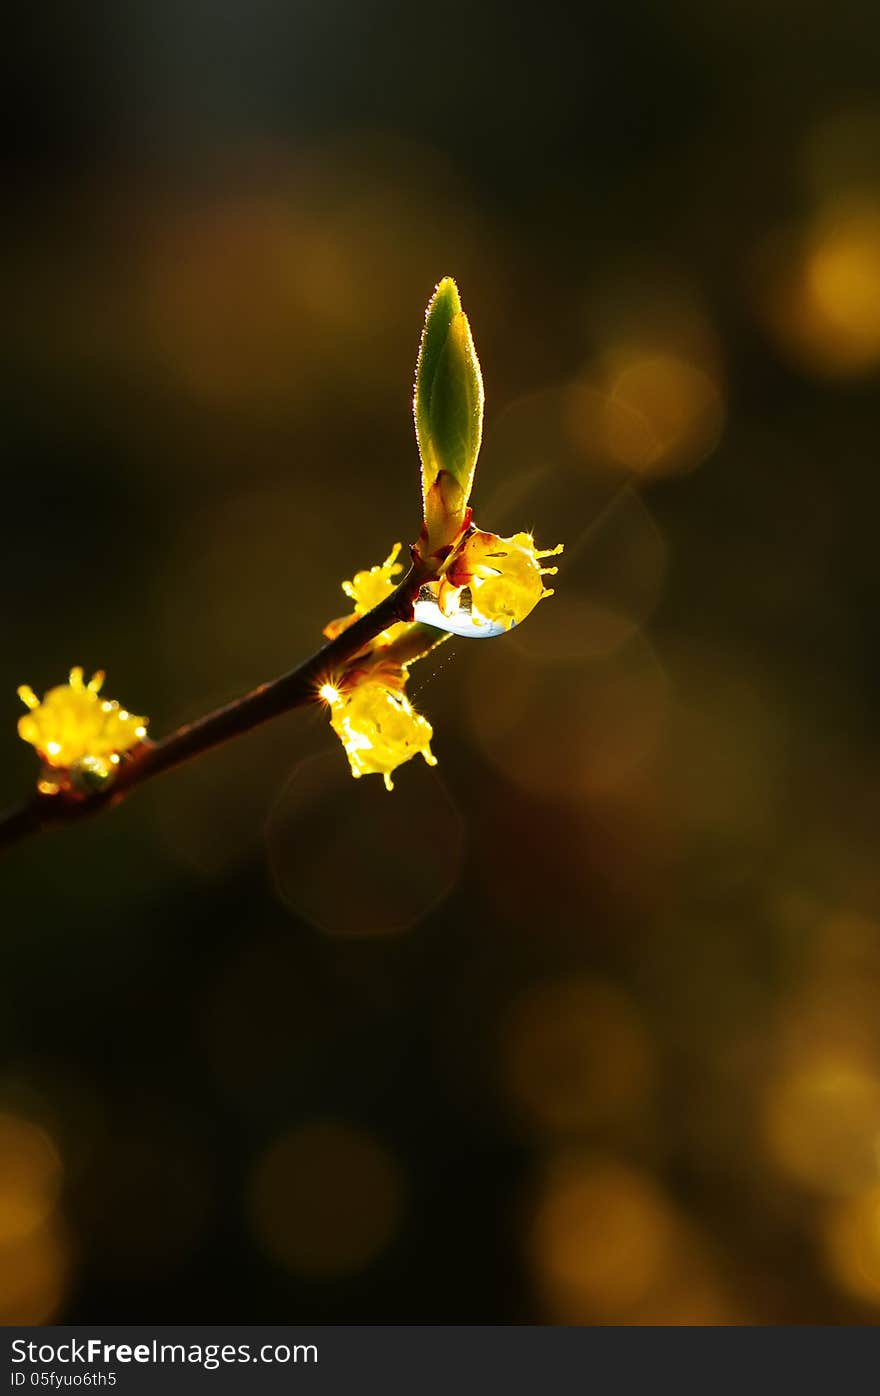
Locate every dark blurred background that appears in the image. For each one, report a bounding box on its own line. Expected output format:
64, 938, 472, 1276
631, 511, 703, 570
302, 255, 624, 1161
3, 0, 880, 1325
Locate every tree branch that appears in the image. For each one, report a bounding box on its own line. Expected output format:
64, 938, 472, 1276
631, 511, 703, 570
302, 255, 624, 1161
0, 562, 439, 856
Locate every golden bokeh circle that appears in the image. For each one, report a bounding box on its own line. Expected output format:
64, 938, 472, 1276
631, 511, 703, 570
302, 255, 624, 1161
248, 1121, 405, 1277
528, 1155, 680, 1321
500, 978, 655, 1135
0, 1112, 63, 1245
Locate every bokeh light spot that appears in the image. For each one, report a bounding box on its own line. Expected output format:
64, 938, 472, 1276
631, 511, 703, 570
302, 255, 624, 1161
248, 1121, 405, 1278
600, 352, 725, 478
528, 1156, 680, 1321
0, 1112, 62, 1244
500, 977, 655, 1135
807, 209, 880, 360
0, 1225, 70, 1325
0, 1112, 68, 1323
823, 1186, 880, 1305
756, 200, 880, 377
763, 1047, 880, 1197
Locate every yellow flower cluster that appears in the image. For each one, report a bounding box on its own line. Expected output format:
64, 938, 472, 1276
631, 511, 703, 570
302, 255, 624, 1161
319, 526, 561, 791
438, 528, 563, 632
323, 544, 408, 646
320, 677, 436, 791
17, 667, 148, 793
320, 544, 439, 791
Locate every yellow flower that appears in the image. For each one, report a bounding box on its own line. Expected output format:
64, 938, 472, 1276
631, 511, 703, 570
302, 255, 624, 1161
17, 668, 148, 785
320, 672, 436, 791
416, 529, 563, 635
323, 543, 409, 646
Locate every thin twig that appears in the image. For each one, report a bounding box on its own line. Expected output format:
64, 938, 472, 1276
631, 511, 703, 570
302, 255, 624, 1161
0, 562, 435, 856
